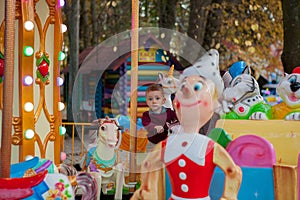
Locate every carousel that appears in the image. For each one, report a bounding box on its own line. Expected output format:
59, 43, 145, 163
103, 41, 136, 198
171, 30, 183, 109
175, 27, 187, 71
0, 0, 300, 200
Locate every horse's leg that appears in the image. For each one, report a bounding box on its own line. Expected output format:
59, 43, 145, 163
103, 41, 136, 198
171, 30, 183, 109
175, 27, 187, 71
90, 172, 102, 200
114, 164, 124, 200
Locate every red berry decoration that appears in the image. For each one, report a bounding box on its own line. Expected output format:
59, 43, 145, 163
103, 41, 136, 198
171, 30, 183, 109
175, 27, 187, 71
36, 54, 50, 82
38, 60, 49, 77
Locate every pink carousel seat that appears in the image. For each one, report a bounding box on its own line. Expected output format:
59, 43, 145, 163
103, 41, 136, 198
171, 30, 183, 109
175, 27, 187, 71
210, 134, 276, 200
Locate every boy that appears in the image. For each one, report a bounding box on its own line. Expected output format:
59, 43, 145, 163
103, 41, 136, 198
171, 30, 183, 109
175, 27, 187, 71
142, 84, 178, 145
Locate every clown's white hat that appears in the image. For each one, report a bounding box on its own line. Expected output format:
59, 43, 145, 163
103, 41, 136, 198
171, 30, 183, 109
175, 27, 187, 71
180, 49, 224, 97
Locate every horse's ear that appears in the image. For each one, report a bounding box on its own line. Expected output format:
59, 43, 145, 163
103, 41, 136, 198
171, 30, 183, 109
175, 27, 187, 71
242, 66, 251, 75
91, 119, 100, 126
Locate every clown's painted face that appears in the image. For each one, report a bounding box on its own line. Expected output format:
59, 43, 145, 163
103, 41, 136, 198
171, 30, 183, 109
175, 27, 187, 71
174, 75, 218, 132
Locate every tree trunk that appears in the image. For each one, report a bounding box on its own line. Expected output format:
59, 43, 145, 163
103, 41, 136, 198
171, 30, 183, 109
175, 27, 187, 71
187, 0, 212, 45
91, 0, 98, 45
281, 0, 300, 73
158, 0, 178, 49
64, 0, 80, 122
81, 0, 90, 49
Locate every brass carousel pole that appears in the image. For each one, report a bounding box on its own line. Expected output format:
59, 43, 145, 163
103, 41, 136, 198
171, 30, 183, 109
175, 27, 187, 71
129, 0, 139, 190
0, 0, 15, 178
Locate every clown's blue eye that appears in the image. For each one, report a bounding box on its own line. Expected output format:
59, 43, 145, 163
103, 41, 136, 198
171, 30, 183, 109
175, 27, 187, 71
194, 82, 203, 91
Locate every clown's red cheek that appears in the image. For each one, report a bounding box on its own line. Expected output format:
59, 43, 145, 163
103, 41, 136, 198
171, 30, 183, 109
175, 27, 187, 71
204, 101, 208, 107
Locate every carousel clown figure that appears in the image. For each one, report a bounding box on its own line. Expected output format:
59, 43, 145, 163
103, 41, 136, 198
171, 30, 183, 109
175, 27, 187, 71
131, 49, 242, 200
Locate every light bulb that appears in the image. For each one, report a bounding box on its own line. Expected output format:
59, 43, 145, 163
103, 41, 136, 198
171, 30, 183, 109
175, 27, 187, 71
24, 102, 34, 112
59, 0, 65, 7
25, 155, 34, 160
58, 102, 65, 111
57, 77, 64, 86
58, 51, 66, 61
23, 46, 34, 56
60, 126, 66, 135
61, 24, 67, 33
24, 21, 34, 31
23, 75, 33, 86
24, 129, 35, 139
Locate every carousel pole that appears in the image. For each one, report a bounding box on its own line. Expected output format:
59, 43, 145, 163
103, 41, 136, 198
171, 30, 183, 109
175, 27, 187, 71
129, 0, 139, 189
0, 0, 15, 178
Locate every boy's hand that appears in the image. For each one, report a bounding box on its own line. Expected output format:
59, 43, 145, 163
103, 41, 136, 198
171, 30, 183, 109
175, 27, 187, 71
154, 126, 164, 133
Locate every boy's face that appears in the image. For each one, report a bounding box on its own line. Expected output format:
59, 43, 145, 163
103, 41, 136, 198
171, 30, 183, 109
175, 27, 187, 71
146, 90, 166, 113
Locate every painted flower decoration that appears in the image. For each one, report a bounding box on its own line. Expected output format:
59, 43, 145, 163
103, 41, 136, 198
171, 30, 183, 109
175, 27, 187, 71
36, 54, 50, 82
55, 181, 65, 192
46, 179, 72, 199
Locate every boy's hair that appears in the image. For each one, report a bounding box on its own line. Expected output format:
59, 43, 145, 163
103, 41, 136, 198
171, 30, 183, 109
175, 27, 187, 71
145, 84, 164, 96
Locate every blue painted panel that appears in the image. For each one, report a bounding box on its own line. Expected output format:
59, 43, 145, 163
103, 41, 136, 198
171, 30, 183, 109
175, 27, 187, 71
10, 157, 39, 178
209, 167, 275, 200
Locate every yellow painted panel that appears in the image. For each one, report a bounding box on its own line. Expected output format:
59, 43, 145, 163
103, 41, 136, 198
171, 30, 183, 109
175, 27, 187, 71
216, 119, 300, 165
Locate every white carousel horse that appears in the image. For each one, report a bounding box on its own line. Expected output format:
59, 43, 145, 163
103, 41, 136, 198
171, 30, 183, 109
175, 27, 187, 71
221, 66, 272, 120
157, 65, 180, 110
85, 117, 130, 200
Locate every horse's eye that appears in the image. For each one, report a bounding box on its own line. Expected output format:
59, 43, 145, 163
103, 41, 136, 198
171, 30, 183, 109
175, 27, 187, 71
167, 80, 172, 84
101, 126, 106, 131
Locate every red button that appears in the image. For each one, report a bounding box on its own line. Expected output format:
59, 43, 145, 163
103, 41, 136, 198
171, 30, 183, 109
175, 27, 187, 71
238, 106, 245, 112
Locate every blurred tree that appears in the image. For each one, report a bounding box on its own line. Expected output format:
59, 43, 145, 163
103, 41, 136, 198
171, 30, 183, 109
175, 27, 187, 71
204, 0, 283, 79
64, 0, 80, 122
157, 0, 179, 48
281, 0, 300, 73
187, 0, 212, 44
80, 0, 91, 49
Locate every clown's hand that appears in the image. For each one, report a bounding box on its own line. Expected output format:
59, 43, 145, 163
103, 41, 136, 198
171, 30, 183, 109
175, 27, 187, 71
130, 188, 155, 200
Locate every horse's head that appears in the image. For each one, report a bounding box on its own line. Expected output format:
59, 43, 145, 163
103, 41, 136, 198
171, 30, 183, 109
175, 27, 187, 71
223, 66, 260, 104
93, 117, 122, 149
157, 65, 180, 94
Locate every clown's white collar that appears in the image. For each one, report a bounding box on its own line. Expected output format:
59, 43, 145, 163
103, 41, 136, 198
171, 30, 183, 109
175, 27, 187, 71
164, 133, 211, 166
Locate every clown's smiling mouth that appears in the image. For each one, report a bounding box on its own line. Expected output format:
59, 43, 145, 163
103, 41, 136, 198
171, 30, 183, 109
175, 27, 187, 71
175, 100, 202, 108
